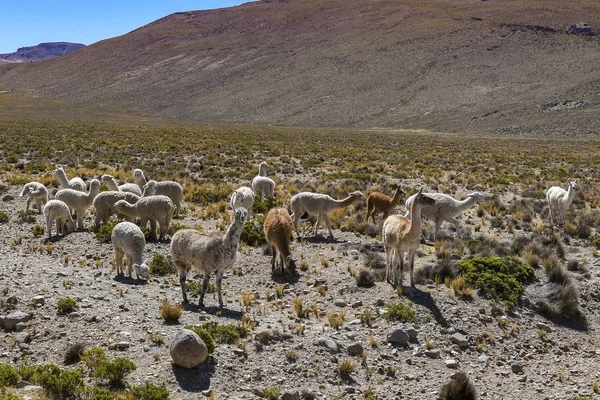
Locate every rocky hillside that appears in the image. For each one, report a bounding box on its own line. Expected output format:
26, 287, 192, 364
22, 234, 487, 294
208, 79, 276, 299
0, 42, 85, 63
0, 0, 599, 134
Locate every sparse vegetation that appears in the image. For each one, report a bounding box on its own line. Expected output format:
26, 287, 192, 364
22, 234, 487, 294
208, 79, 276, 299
148, 253, 175, 276
57, 297, 77, 315
382, 302, 416, 323
160, 298, 183, 324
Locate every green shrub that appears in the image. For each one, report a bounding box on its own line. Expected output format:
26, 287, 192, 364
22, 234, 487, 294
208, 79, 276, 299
148, 254, 175, 276
15, 365, 35, 382
458, 256, 534, 309
189, 188, 229, 206
590, 235, 600, 249
262, 386, 281, 400
81, 348, 108, 373
64, 342, 86, 365
17, 210, 36, 224
200, 321, 248, 344
167, 222, 190, 236
252, 196, 278, 214
31, 224, 45, 236
0, 364, 20, 388
184, 326, 216, 354
75, 386, 114, 400
57, 297, 77, 315
0, 388, 22, 400
94, 357, 137, 387
240, 221, 266, 247
355, 268, 375, 288
0, 212, 9, 223
95, 219, 118, 242
31, 364, 84, 400
382, 302, 416, 323
130, 382, 170, 400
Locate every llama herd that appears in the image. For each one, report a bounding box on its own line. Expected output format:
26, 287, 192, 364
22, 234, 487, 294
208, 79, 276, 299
15, 163, 580, 308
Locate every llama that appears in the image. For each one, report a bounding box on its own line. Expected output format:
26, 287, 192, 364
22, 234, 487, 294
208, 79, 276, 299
53, 166, 86, 192
366, 184, 404, 224
19, 182, 48, 213
251, 162, 275, 199
55, 179, 101, 230
170, 208, 248, 307
132, 169, 183, 216
290, 191, 366, 241
264, 207, 296, 276
383, 188, 436, 288
43, 200, 76, 239
111, 221, 150, 280
101, 174, 143, 197
405, 191, 487, 241
114, 195, 174, 241
546, 180, 578, 226
230, 186, 255, 220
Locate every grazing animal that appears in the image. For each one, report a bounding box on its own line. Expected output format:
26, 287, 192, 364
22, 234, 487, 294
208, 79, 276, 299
170, 208, 248, 307
53, 166, 86, 192
114, 195, 174, 241
111, 221, 150, 280
55, 179, 101, 230
546, 180, 578, 226
43, 200, 75, 239
366, 184, 404, 224
101, 174, 142, 196
264, 207, 296, 276
230, 186, 255, 219
133, 169, 183, 216
92, 191, 140, 231
251, 162, 275, 199
19, 182, 48, 213
290, 191, 366, 241
383, 188, 436, 288
405, 191, 487, 241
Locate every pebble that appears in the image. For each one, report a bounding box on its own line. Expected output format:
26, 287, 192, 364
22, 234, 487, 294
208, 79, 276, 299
450, 333, 468, 348
402, 322, 418, 340
314, 337, 340, 354
3, 311, 31, 331
387, 328, 409, 345
2, 194, 14, 201
445, 359, 458, 369
511, 362, 523, 374
334, 299, 347, 307
116, 342, 131, 349
347, 342, 364, 356
425, 349, 440, 359
32, 296, 45, 306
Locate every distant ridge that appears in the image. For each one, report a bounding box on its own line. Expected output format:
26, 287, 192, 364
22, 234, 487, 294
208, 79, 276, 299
0, 0, 599, 134
0, 42, 85, 63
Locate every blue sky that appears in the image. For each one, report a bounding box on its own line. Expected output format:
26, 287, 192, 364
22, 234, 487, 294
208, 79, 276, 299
0, 1, 246, 54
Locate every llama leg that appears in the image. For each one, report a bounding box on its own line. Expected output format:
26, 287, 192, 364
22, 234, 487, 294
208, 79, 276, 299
433, 220, 442, 242
450, 217, 461, 238
176, 264, 189, 304
398, 250, 405, 288
384, 244, 392, 284
46, 216, 52, 239
271, 246, 277, 273
150, 220, 157, 240
408, 250, 416, 288
279, 253, 285, 275
26, 197, 32, 213
199, 271, 211, 307
323, 215, 334, 241
548, 206, 554, 225
291, 212, 301, 239
216, 269, 225, 308
126, 254, 134, 278
115, 247, 124, 276
314, 215, 321, 236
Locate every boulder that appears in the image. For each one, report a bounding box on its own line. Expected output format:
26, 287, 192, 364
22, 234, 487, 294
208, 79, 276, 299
170, 329, 208, 368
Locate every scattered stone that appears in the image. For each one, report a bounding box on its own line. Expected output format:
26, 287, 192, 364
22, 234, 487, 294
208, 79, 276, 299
233, 348, 246, 357
3, 311, 31, 331
351, 300, 362, 308
282, 390, 301, 400
478, 355, 489, 363
445, 359, 458, 369
511, 362, 523, 374
425, 349, 440, 359
7, 296, 18, 304
334, 299, 347, 307
68, 312, 82, 320
32, 296, 45, 306
15, 322, 27, 332
387, 328, 409, 346
402, 323, 418, 340
2, 194, 14, 202
170, 329, 208, 368
314, 337, 340, 354
347, 342, 364, 356
344, 386, 355, 394
536, 322, 552, 333
567, 22, 596, 36
116, 342, 131, 350
450, 333, 468, 348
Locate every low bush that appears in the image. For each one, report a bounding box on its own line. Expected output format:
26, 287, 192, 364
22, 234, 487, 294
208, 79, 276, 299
184, 326, 216, 354
57, 297, 77, 315
382, 302, 416, 323
148, 254, 175, 276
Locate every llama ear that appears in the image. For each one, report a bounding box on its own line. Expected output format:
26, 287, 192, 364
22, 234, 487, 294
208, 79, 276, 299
417, 187, 423, 195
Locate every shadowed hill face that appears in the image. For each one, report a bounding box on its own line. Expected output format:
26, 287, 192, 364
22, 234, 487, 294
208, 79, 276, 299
0, 42, 85, 63
0, 0, 599, 134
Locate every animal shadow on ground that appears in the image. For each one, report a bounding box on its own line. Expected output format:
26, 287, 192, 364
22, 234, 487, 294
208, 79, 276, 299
43, 235, 66, 244
112, 275, 148, 286
301, 234, 340, 244
270, 270, 300, 285
404, 287, 448, 327
539, 310, 589, 332
172, 362, 214, 392
181, 302, 243, 320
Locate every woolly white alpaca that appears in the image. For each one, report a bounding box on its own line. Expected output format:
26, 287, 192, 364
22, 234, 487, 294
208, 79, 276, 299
290, 191, 366, 241
111, 221, 150, 280
101, 174, 142, 197
43, 200, 76, 239
547, 180, 578, 226
114, 195, 174, 240
133, 169, 183, 216
230, 186, 255, 219
53, 166, 86, 192
383, 188, 436, 288
251, 162, 275, 199
92, 191, 140, 231
171, 208, 248, 307
264, 207, 296, 276
55, 179, 101, 229
19, 182, 48, 213
405, 191, 487, 241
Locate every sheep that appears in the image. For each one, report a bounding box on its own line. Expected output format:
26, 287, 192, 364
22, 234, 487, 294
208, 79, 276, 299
43, 200, 75, 239
383, 188, 436, 288
230, 186, 255, 219
101, 174, 142, 197
55, 179, 101, 230
111, 221, 150, 280
132, 169, 183, 216
405, 191, 487, 242
290, 191, 366, 241
19, 182, 48, 213
251, 162, 275, 199
114, 195, 174, 241
264, 207, 297, 276
546, 180, 578, 226
171, 208, 248, 307
53, 166, 86, 192
92, 191, 140, 231
366, 184, 404, 224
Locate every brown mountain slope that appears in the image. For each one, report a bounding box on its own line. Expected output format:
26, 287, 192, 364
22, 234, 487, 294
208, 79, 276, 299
0, 0, 599, 134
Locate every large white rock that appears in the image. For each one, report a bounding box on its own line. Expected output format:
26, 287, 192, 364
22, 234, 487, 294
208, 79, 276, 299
170, 329, 208, 368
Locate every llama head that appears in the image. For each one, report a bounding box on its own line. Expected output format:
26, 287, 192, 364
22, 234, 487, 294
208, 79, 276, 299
414, 188, 436, 207
133, 169, 145, 181
235, 207, 248, 222
350, 191, 366, 202
134, 263, 150, 280
568, 180, 578, 190
100, 174, 114, 183
468, 192, 487, 202
142, 180, 158, 196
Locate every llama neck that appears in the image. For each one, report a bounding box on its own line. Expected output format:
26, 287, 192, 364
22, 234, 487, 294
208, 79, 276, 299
334, 195, 357, 208
142, 187, 155, 197
105, 179, 119, 191
566, 185, 576, 205
55, 171, 69, 187
409, 202, 425, 236
390, 189, 403, 207
88, 183, 100, 199
455, 196, 479, 213
258, 166, 267, 177
224, 220, 244, 248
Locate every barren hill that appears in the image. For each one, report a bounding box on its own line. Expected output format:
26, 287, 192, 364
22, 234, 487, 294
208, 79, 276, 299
0, 42, 85, 63
0, 0, 599, 134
